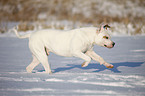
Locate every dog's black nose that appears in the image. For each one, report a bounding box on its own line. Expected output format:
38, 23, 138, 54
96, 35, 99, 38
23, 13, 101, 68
112, 42, 115, 46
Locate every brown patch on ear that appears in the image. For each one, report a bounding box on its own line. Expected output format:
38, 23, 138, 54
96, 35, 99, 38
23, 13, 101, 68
104, 24, 111, 29
98, 23, 111, 32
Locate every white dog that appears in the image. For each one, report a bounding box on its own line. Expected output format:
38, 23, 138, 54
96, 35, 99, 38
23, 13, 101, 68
13, 24, 115, 74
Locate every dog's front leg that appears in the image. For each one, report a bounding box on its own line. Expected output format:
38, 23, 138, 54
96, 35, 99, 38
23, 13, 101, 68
86, 51, 114, 68
74, 52, 91, 67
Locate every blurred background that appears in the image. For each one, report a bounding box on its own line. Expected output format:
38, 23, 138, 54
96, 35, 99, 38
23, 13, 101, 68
0, 0, 145, 35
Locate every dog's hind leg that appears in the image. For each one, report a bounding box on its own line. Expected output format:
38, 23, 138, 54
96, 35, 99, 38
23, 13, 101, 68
29, 41, 52, 74
26, 55, 40, 73
33, 49, 52, 74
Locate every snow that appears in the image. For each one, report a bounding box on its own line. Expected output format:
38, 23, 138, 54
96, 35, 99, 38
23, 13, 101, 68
0, 36, 145, 96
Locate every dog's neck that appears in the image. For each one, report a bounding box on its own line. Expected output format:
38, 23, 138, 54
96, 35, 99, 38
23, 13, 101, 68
79, 27, 98, 46
85, 31, 97, 46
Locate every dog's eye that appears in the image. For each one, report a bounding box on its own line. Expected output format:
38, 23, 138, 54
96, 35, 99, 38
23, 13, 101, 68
103, 36, 109, 39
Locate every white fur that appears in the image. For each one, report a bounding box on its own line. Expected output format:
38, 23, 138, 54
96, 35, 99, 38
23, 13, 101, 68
13, 25, 115, 74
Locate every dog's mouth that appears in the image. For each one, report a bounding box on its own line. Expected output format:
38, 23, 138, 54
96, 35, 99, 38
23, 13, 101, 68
104, 44, 113, 48
104, 42, 115, 48
104, 44, 107, 47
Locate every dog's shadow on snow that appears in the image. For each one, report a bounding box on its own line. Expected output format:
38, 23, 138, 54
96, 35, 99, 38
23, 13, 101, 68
53, 62, 144, 73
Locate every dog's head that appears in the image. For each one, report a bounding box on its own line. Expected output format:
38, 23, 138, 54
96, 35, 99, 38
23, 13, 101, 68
95, 24, 115, 48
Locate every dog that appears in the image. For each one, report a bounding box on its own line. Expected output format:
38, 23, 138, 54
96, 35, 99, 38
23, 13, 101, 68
13, 24, 115, 74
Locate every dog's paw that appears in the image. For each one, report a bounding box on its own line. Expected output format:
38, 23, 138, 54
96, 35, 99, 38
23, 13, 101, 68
45, 70, 53, 74
26, 67, 32, 73
104, 63, 114, 68
49, 71, 53, 74
81, 62, 88, 67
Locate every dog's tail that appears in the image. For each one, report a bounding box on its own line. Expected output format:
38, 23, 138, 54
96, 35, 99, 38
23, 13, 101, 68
12, 26, 31, 39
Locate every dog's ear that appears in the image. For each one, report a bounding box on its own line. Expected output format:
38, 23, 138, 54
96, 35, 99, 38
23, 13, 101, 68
96, 28, 100, 34
103, 24, 110, 30
96, 24, 103, 34
99, 24, 111, 32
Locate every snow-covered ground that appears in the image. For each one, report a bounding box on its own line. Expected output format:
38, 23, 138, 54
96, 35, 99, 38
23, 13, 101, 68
0, 36, 145, 96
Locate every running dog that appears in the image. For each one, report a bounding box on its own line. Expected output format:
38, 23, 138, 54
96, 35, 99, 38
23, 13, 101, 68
13, 24, 115, 74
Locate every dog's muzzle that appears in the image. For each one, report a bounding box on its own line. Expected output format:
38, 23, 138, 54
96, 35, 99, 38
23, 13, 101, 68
104, 42, 115, 48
